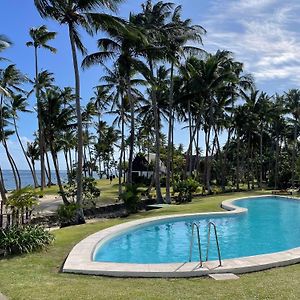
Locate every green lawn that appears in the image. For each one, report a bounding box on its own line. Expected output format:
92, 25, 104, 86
1, 191, 300, 300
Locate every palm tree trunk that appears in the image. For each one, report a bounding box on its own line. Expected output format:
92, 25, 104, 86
236, 130, 240, 191
259, 125, 263, 189
69, 24, 84, 223
45, 150, 52, 186
292, 121, 298, 188
118, 107, 125, 197
275, 132, 279, 189
0, 166, 7, 202
13, 117, 38, 188
150, 62, 163, 203
50, 145, 69, 205
64, 149, 70, 178
171, 111, 175, 186
34, 47, 46, 190
2, 141, 19, 190
165, 61, 174, 204
127, 79, 134, 185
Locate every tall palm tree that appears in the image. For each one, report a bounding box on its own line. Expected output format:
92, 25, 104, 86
0, 34, 11, 204
130, 0, 174, 203
0, 64, 28, 190
10, 94, 39, 188
41, 87, 76, 205
163, 5, 205, 203
82, 19, 145, 186
26, 25, 57, 191
285, 89, 300, 188
0, 35, 12, 95
34, 0, 124, 223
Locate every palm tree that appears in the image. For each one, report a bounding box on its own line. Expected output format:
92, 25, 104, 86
10, 94, 39, 188
26, 25, 57, 191
34, 0, 125, 223
41, 87, 76, 205
285, 89, 300, 188
163, 5, 205, 203
26, 141, 40, 186
0, 64, 28, 190
130, 0, 174, 203
0, 34, 11, 204
82, 19, 145, 186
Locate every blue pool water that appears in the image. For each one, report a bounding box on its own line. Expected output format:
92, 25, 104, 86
94, 197, 300, 264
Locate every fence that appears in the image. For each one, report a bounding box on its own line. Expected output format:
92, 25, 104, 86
0, 201, 32, 228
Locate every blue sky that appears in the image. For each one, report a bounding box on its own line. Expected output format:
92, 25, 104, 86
1, 0, 300, 169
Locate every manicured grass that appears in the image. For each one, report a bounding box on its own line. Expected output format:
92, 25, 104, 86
1, 191, 300, 299
37, 178, 121, 204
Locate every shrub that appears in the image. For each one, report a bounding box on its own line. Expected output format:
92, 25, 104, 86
56, 203, 79, 228
173, 178, 199, 203
0, 225, 54, 256
119, 184, 141, 213
61, 175, 100, 208
6, 186, 41, 226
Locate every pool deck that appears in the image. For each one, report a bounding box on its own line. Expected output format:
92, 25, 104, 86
63, 195, 300, 278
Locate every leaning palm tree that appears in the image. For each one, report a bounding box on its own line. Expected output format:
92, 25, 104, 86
34, 0, 124, 224
0, 35, 12, 96
26, 25, 57, 191
10, 94, 39, 188
0, 64, 29, 190
41, 87, 76, 205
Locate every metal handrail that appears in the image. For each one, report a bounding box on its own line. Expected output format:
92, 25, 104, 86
206, 222, 222, 266
189, 222, 203, 266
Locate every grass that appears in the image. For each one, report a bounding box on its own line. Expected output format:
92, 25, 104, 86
1, 190, 300, 299
38, 178, 121, 204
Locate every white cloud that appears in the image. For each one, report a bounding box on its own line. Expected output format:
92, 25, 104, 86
201, 0, 300, 92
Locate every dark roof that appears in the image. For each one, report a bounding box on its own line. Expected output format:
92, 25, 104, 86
132, 155, 150, 171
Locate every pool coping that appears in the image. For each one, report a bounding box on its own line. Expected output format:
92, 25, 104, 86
63, 194, 300, 278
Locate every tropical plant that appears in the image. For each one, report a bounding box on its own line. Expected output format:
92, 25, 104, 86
0, 224, 54, 255
34, 0, 125, 224
26, 25, 57, 190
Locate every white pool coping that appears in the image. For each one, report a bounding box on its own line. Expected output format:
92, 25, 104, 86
63, 195, 300, 277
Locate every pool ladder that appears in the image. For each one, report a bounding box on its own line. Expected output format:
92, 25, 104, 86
189, 222, 222, 267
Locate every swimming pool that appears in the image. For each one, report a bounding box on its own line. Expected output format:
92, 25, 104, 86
94, 196, 300, 263
63, 195, 300, 277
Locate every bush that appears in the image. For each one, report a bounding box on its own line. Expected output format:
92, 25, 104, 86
61, 176, 101, 208
0, 225, 54, 256
173, 178, 199, 203
56, 203, 79, 228
119, 184, 141, 213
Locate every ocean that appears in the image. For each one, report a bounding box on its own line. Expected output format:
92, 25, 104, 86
2, 170, 68, 191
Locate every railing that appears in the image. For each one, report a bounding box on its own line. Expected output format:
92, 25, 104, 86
0, 205, 32, 229
206, 222, 222, 266
189, 222, 203, 266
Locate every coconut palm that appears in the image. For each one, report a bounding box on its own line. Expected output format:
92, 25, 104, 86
0, 35, 12, 97
285, 89, 300, 188
82, 19, 145, 186
10, 94, 39, 187
26, 141, 40, 187
130, 0, 175, 203
34, 0, 125, 223
163, 5, 206, 203
41, 87, 76, 205
0, 64, 29, 190
26, 25, 57, 190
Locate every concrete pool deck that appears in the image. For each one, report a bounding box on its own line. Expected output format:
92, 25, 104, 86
63, 195, 300, 278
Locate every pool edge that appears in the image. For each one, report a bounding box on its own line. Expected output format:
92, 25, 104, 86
63, 194, 300, 278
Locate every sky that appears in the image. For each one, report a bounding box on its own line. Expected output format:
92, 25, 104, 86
1, 0, 300, 169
